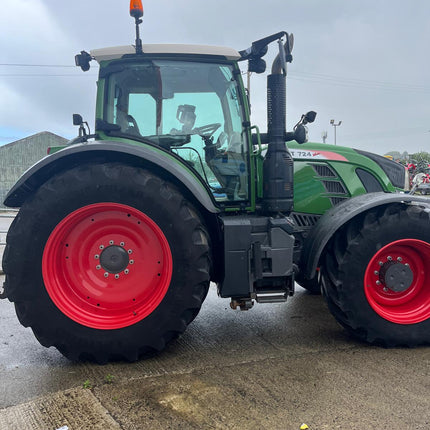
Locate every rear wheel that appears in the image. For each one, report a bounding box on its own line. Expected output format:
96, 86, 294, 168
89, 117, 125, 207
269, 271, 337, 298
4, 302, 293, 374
320, 204, 430, 346
3, 163, 212, 362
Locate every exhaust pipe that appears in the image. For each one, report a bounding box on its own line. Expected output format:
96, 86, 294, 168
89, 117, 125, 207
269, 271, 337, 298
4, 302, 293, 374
263, 39, 294, 213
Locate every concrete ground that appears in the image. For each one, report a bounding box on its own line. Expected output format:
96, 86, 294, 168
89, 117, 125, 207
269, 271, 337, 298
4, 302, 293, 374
1, 277, 429, 429
0, 213, 429, 429
0, 211, 15, 275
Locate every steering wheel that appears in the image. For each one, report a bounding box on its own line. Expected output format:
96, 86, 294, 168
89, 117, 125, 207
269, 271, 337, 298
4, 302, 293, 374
192, 123, 221, 137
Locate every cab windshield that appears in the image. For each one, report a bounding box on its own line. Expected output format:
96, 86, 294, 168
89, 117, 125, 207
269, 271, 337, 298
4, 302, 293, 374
103, 60, 249, 202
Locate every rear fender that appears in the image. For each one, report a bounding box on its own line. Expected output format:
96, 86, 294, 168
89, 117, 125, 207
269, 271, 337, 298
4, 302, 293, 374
4, 140, 218, 214
301, 192, 430, 279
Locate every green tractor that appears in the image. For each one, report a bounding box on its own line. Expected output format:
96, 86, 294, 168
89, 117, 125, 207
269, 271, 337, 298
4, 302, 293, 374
2, 3, 430, 362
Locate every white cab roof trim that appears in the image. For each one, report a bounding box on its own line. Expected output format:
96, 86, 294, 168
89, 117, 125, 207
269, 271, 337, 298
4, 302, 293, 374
90, 44, 241, 63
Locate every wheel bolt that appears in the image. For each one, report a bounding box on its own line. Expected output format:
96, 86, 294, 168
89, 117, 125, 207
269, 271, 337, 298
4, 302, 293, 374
405, 263, 410, 267
120, 242, 125, 247
96, 265, 101, 270
115, 274, 120, 279
397, 257, 403, 262
374, 270, 379, 275
124, 269, 129, 275
387, 256, 392, 261
376, 280, 381, 285
129, 259, 134, 265
95, 254, 100, 259
104, 272, 109, 278
128, 249, 133, 255
99, 245, 104, 250
383, 287, 389, 292
379, 261, 384, 266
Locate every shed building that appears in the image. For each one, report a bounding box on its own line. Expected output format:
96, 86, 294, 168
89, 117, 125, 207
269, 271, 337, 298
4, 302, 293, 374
0, 132, 67, 208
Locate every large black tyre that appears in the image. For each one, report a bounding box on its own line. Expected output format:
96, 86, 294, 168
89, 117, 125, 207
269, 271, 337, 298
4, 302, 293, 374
3, 163, 212, 362
320, 203, 430, 347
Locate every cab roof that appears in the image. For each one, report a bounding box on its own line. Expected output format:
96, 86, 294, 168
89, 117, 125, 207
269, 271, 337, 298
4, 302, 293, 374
90, 44, 241, 63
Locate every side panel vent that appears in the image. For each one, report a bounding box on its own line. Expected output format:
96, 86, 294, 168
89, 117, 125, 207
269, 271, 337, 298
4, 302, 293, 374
330, 197, 348, 206
291, 212, 321, 228
355, 149, 406, 188
311, 164, 336, 177
322, 180, 347, 194
356, 168, 384, 192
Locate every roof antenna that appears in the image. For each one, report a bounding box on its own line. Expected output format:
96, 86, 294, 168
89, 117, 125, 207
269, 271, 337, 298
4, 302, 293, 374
130, 0, 144, 54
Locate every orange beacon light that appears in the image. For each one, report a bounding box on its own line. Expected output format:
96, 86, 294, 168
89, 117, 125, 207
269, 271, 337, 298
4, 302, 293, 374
130, 0, 144, 19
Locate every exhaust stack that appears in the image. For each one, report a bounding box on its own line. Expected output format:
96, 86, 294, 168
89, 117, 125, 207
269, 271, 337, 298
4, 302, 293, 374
263, 37, 294, 213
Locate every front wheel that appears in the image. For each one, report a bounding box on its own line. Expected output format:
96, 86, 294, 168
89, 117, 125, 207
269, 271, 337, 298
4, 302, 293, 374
3, 163, 212, 362
320, 204, 430, 346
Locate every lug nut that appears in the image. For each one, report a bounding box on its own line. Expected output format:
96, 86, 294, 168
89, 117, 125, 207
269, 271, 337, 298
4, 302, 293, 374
99, 245, 104, 250
128, 249, 133, 255
397, 257, 403, 262
115, 274, 120, 279
374, 270, 379, 275
109, 240, 114, 245
124, 269, 129, 275
95, 254, 100, 259
376, 280, 381, 285
104, 272, 109, 278
96, 265, 101, 270
129, 259, 134, 265
383, 287, 389, 292
379, 261, 384, 266
120, 242, 125, 247
387, 256, 392, 261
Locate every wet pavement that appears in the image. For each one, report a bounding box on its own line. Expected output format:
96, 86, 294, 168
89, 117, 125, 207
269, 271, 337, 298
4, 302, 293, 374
0, 212, 429, 429
1, 276, 429, 429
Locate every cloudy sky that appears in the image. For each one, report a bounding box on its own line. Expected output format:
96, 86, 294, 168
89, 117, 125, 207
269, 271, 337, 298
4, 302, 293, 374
1, 0, 429, 155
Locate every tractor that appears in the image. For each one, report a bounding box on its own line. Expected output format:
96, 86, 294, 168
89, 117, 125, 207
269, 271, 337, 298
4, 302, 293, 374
2, 2, 430, 362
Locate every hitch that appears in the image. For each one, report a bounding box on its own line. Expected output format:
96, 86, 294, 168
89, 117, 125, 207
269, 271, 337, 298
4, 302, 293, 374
230, 298, 254, 311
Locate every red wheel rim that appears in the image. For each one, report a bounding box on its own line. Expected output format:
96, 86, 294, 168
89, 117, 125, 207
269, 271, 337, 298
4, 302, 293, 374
364, 239, 430, 324
42, 203, 172, 329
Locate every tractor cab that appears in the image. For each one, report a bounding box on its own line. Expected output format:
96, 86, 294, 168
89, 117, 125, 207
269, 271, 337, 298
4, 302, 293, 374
88, 45, 251, 203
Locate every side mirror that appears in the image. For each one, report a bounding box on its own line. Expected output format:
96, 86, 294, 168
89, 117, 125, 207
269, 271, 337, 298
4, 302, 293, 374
303, 111, 317, 124
289, 111, 317, 144
294, 124, 308, 144
73, 114, 83, 126
248, 58, 266, 74
75, 51, 92, 72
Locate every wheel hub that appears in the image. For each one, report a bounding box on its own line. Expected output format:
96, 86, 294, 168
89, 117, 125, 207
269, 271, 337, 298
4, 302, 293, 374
99, 245, 129, 274
364, 239, 430, 324
381, 262, 413, 292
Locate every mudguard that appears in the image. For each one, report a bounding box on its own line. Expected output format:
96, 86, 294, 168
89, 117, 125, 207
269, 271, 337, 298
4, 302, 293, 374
4, 140, 218, 213
301, 192, 430, 279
